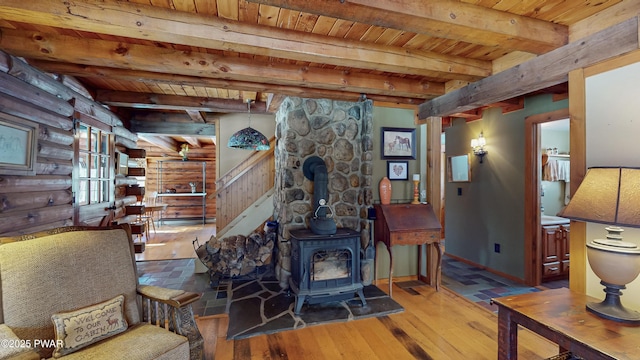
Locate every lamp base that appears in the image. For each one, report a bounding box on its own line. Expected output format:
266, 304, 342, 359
586, 281, 640, 323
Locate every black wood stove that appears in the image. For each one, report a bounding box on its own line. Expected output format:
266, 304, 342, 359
289, 228, 366, 315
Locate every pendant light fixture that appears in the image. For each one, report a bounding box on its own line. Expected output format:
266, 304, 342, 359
227, 99, 270, 151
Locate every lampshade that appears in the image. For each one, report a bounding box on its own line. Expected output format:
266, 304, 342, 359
227, 99, 271, 151
559, 166, 640, 323
558, 167, 640, 228
227, 127, 270, 151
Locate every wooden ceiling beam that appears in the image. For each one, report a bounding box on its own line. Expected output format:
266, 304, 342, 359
448, 109, 483, 121
266, 94, 287, 114
130, 112, 196, 123
241, 92, 258, 103
95, 90, 270, 114
3, 30, 445, 99
27, 60, 429, 105
137, 134, 179, 153
493, 97, 525, 114
129, 120, 216, 137
181, 137, 201, 148
419, 18, 640, 118
0, 0, 491, 79
442, 96, 525, 124
250, 0, 566, 54
185, 110, 206, 123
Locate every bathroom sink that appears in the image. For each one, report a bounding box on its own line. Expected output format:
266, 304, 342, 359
541, 215, 570, 225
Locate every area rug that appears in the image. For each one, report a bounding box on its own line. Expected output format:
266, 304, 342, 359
441, 256, 545, 312
226, 272, 404, 340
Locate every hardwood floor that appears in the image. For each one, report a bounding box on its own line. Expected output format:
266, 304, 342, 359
143, 224, 559, 359
197, 282, 559, 360
134, 222, 216, 261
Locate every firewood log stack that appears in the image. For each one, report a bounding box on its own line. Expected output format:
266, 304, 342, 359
195, 223, 276, 285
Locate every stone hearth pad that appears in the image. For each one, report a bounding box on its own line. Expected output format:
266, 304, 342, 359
226, 273, 404, 340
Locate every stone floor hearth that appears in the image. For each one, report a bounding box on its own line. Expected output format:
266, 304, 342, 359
225, 267, 404, 340
136, 259, 228, 317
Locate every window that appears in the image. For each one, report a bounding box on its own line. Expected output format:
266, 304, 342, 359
76, 123, 112, 206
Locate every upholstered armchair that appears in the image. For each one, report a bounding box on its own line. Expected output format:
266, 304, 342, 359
0, 224, 203, 360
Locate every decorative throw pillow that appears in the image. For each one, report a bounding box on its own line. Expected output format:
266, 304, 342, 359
51, 295, 128, 358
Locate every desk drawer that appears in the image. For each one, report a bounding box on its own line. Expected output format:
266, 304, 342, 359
390, 231, 439, 245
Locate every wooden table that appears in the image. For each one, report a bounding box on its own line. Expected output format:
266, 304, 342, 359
373, 203, 442, 296
492, 288, 640, 360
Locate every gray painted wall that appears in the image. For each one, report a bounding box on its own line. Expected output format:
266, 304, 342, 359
444, 94, 568, 280
372, 106, 422, 278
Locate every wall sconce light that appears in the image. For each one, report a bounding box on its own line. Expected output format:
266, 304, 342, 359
559, 167, 640, 323
470, 132, 487, 163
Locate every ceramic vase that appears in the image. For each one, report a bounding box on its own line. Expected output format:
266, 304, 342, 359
379, 177, 392, 205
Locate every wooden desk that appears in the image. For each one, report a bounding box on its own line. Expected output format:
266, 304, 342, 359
492, 288, 640, 360
373, 203, 442, 296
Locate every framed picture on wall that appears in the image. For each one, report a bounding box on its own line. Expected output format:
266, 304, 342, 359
387, 161, 408, 181
0, 113, 38, 176
381, 127, 416, 159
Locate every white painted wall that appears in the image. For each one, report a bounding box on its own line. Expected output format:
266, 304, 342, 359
586, 61, 640, 309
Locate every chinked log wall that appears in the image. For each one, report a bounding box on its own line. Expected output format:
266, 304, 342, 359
0, 51, 137, 236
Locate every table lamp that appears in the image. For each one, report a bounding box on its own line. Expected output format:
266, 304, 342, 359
559, 167, 640, 323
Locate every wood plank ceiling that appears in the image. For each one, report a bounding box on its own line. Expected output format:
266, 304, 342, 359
0, 0, 624, 147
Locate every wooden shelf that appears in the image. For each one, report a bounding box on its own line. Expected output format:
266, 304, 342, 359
125, 205, 145, 215
134, 242, 145, 253
129, 222, 146, 234
126, 185, 145, 196
127, 167, 145, 176
156, 160, 207, 224
127, 148, 146, 159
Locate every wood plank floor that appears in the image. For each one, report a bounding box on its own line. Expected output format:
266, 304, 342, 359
142, 224, 560, 359
196, 281, 560, 360
134, 223, 216, 261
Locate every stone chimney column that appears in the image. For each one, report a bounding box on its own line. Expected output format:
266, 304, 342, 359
272, 97, 374, 288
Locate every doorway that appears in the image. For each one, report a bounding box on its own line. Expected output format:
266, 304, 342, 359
524, 108, 570, 286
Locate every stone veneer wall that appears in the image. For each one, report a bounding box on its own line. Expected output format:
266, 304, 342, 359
273, 97, 374, 288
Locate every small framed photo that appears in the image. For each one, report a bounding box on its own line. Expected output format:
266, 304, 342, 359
387, 161, 408, 181
381, 127, 416, 159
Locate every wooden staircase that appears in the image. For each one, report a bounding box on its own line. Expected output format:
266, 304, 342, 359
215, 137, 276, 238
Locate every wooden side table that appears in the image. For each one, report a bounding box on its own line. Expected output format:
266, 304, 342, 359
492, 288, 640, 360
373, 203, 442, 296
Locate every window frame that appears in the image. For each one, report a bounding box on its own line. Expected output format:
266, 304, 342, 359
73, 118, 115, 224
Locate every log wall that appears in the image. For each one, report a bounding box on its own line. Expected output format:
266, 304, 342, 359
0, 51, 138, 235
137, 141, 217, 222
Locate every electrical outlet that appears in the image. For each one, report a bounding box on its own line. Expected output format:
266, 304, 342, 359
494, 243, 501, 253
457, 187, 462, 196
